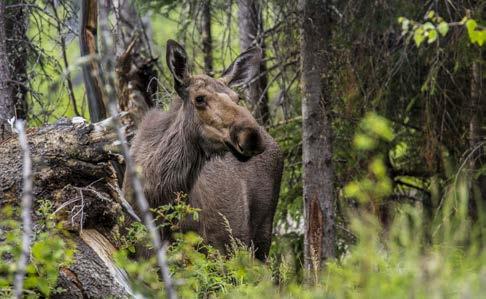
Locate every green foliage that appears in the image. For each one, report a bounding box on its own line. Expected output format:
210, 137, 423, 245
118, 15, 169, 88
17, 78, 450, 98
353, 112, 394, 151
345, 113, 394, 203
465, 19, 486, 46
344, 156, 393, 203
115, 198, 273, 298
152, 192, 200, 231
0, 204, 74, 298
399, 12, 486, 47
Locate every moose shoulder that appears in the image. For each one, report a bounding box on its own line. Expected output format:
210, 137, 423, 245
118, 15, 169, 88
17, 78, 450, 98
123, 40, 283, 261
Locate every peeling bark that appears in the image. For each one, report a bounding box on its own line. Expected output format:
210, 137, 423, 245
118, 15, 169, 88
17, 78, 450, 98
116, 41, 157, 127
80, 0, 106, 122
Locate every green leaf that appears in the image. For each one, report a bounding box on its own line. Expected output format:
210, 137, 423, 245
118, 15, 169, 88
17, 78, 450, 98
422, 22, 435, 31
401, 19, 410, 33
369, 158, 387, 178
354, 134, 377, 150
427, 29, 438, 43
414, 27, 425, 47
475, 30, 486, 46
437, 22, 449, 36
466, 19, 477, 34
361, 113, 395, 142
466, 19, 486, 46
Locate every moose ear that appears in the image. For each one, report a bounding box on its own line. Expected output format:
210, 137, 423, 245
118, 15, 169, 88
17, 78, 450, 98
220, 46, 262, 87
166, 40, 190, 89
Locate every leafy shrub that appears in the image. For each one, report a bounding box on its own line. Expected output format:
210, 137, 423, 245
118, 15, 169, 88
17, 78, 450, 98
0, 202, 74, 297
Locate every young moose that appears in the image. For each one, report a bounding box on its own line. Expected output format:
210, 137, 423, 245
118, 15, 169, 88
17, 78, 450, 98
124, 40, 283, 260
125, 40, 282, 260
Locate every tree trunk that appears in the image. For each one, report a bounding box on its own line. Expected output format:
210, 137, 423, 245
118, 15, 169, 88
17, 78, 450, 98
0, 1, 14, 141
201, 0, 213, 75
114, 0, 154, 57
299, 0, 336, 274
0, 0, 29, 141
111, 0, 157, 127
0, 117, 135, 298
80, 0, 106, 122
469, 59, 486, 219
6, 0, 29, 120
237, 0, 270, 125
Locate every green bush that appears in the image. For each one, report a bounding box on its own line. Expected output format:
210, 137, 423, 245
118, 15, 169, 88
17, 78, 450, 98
0, 202, 74, 298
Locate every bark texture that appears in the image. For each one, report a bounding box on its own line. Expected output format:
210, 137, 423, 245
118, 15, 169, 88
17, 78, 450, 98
116, 41, 157, 127
0, 1, 14, 141
0, 118, 134, 298
80, 0, 106, 122
469, 59, 486, 218
0, 0, 29, 141
114, 0, 154, 57
299, 0, 336, 272
237, 0, 270, 125
201, 0, 213, 75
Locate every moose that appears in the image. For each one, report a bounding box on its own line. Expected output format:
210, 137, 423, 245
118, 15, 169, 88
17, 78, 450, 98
124, 40, 283, 261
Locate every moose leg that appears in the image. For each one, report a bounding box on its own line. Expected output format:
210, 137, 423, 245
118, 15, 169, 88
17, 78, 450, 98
251, 214, 274, 261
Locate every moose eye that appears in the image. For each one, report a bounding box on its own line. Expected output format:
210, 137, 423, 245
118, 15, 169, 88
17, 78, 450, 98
195, 95, 206, 108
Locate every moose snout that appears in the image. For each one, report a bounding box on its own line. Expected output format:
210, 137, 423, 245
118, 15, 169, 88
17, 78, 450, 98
229, 124, 265, 157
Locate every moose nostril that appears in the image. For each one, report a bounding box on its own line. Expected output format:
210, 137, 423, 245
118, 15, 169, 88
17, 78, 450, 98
237, 127, 265, 156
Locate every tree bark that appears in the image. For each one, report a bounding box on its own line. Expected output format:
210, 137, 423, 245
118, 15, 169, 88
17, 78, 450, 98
201, 0, 213, 75
469, 59, 486, 218
0, 1, 14, 141
237, 0, 270, 125
111, 0, 158, 127
80, 0, 107, 122
0, 0, 29, 141
0, 117, 136, 298
299, 0, 335, 274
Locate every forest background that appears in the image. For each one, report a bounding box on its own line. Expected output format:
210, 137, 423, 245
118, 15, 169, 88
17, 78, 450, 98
0, 0, 485, 298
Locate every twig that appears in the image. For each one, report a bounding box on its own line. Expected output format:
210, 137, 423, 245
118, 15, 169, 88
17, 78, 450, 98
98, 3, 176, 299
49, 0, 80, 116
109, 183, 142, 222
13, 120, 33, 299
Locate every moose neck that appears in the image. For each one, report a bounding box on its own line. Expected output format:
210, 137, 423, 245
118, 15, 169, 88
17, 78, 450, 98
151, 103, 208, 206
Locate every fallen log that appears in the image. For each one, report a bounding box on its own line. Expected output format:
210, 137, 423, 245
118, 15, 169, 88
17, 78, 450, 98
0, 117, 135, 298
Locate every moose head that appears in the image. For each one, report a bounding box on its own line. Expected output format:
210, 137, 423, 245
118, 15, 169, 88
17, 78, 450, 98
166, 39, 265, 159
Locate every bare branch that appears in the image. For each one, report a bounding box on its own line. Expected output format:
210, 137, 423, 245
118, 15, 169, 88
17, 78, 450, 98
13, 119, 33, 299
48, 0, 80, 116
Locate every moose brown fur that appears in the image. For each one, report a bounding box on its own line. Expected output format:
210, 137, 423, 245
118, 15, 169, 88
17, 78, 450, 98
124, 40, 283, 260
185, 130, 283, 260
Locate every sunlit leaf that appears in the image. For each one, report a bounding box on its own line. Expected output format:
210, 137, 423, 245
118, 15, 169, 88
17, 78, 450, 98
354, 134, 377, 150
414, 27, 425, 46
427, 29, 438, 43
437, 22, 449, 36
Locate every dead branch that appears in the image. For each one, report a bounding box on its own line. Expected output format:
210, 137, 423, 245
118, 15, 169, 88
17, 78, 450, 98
13, 120, 33, 299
